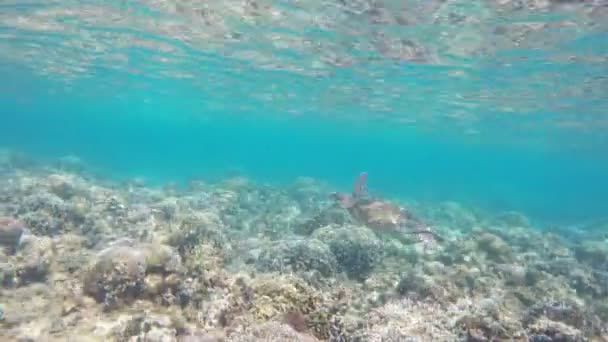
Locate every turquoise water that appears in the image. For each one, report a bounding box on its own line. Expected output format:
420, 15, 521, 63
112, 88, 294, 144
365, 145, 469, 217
2, 0, 608, 223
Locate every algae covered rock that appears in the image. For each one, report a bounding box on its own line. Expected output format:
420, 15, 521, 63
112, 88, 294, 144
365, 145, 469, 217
527, 318, 585, 342
396, 269, 440, 300
295, 206, 354, 236
13, 235, 54, 285
93, 312, 187, 342
524, 297, 604, 338
575, 240, 608, 268
494, 263, 528, 286
0, 216, 25, 251
312, 225, 384, 280
47, 174, 78, 200
476, 231, 514, 263
455, 296, 527, 341
19, 192, 69, 236
256, 238, 338, 277
0, 262, 17, 287
249, 274, 323, 322
360, 298, 460, 340
227, 321, 318, 342
140, 242, 183, 274
83, 242, 183, 310
54, 233, 91, 274
166, 211, 226, 251
83, 245, 147, 309
152, 196, 180, 221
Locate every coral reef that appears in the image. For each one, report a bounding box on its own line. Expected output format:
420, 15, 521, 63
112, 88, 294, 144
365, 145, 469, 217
312, 225, 384, 280
255, 238, 338, 277
0, 151, 607, 341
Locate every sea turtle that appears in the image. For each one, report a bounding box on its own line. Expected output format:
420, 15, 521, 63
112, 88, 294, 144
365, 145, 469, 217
330, 172, 441, 246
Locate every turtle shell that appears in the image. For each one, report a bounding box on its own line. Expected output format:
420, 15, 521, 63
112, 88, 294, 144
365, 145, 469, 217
349, 200, 404, 231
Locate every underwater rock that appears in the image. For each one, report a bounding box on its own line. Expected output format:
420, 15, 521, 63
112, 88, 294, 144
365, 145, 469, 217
97, 312, 184, 342
143, 273, 185, 304
140, 243, 183, 274
312, 225, 384, 280
455, 307, 523, 340
524, 297, 603, 337
14, 235, 54, 285
396, 270, 438, 300
593, 300, 608, 324
476, 231, 514, 263
78, 217, 115, 247
487, 225, 547, 254
179, 330, 226, 342
153, 197, 180, 221
18, 210, 64, 237
47, 174, 77, 200
83, 242, 184, 309
295, 206, 354, 236
0, 262, 16, 287
127, 203, 154, 224
575, 240, 608, 268
17, 184, 89, 236
183, 191, 215, 211
249, 274, 323, 321
494, 263, 528, 286
196, 285, 238, 330
527, 318, 585, 342
166, 212, 226, 252
592, 270, 608, 295
239, 237, 271, 265
542, 256, 579, 279
21, 190, 69, 215
569, 267, 605, 298
450, 264, 484, 290
183, 241, 226, 281
256, 238, 338, 277
88, 192, 129, 223
125, 186, 165, 205
179, 332, 227, 342
436, 238, 478, 266
361, 298, 460, 340
83, 245, 147, 310
0, 216, 25, 251
227, 321, 319, 342
381, 238, 412, 260
69, 196, 91, 224
0, 283, 67, 339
